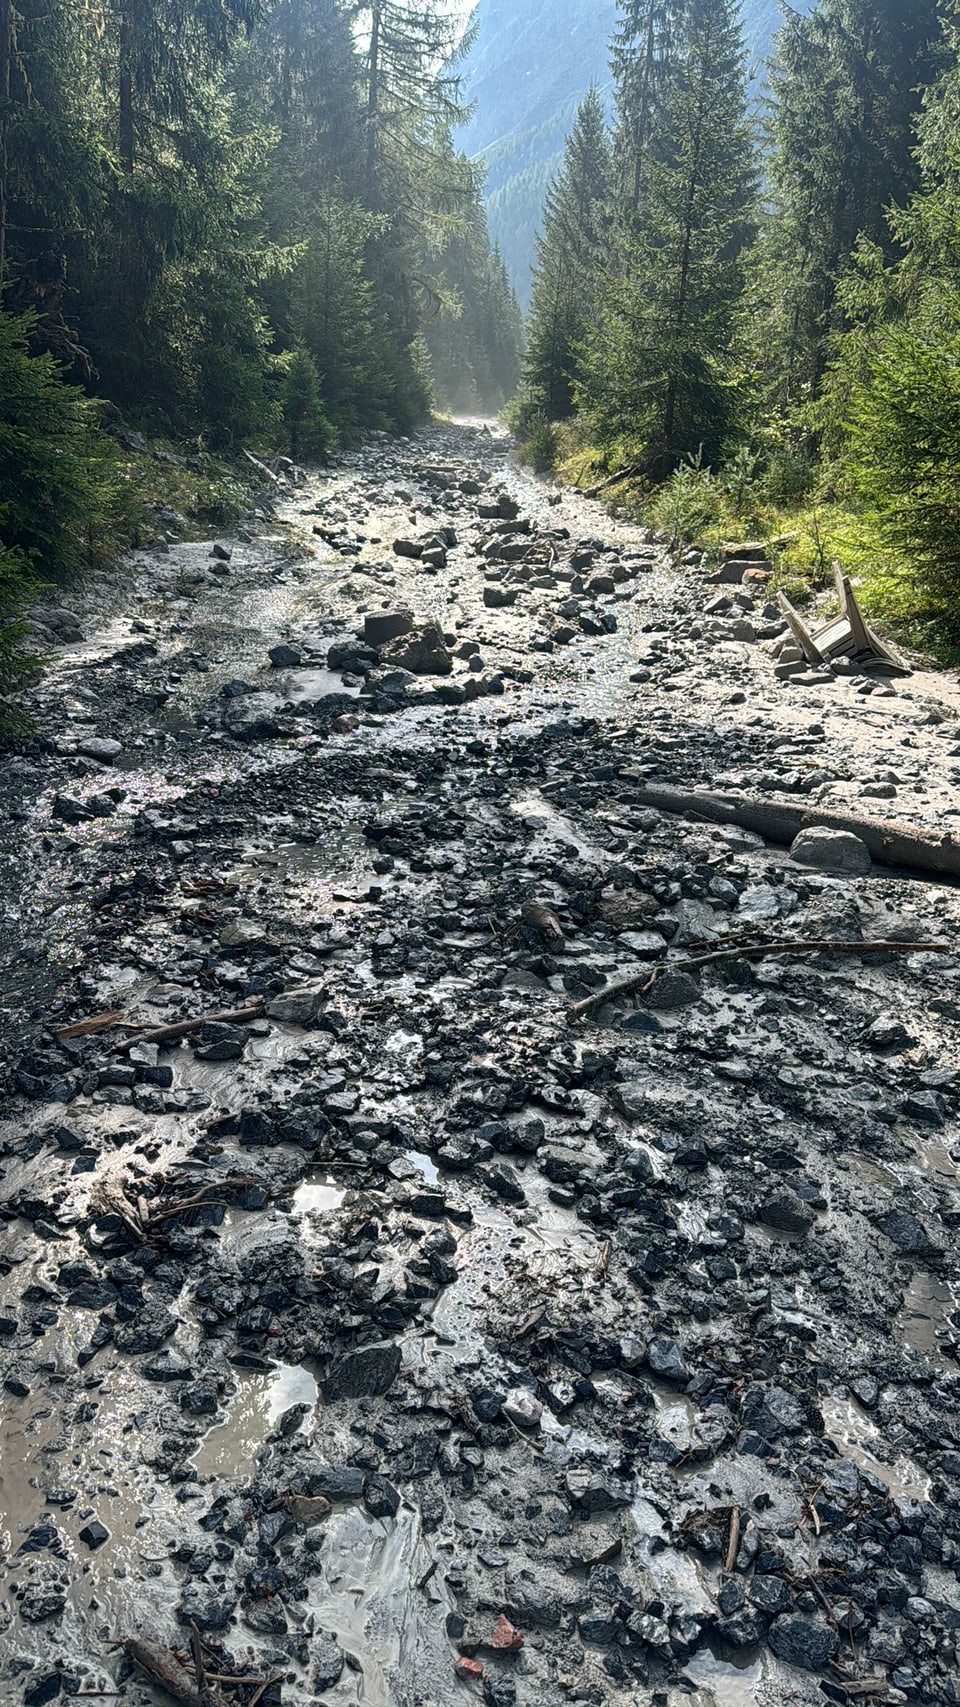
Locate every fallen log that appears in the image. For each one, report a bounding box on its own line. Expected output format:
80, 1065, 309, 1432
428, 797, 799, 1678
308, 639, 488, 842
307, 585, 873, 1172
584, 463, 644, 499
627, 783, 960, 878
568, 937, 951, 1022
112, 1000, 266, 1055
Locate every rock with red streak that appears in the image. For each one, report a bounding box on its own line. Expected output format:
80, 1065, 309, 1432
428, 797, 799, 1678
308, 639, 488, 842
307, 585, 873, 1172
490, 1615, 524, 1651
456, 1658, 484, 1681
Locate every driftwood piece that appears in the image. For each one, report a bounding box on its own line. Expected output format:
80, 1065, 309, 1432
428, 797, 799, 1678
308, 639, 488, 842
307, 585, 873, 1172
122, 1640, 209, 1707
55, 1010, 127, 1041
568, 937, 951, 1022
629, 783, 960, 878
243, 447, 280, 486
112, 1000, 266, 1055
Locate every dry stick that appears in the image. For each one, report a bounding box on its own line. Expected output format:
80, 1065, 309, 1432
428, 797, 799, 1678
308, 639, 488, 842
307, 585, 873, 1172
724, 1507, 741, 1574
567, 938, 951, 1023
111, 999, 266, 1055
55, 1009, 127, 1041
584, 462, 644, 499
189, 1622, 208, 1706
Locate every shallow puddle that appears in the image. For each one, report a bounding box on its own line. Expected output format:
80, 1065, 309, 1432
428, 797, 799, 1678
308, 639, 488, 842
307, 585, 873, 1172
405, 1148, 440, 1185
192, 1363, 318, 1478
632, 1491, 714, 1614
821, 1395, 932, 1503
294, 1176, 346, 1217
900, 1270, 957, 1361
684, 1648, 764, 1706
305, 1502, 450, 1703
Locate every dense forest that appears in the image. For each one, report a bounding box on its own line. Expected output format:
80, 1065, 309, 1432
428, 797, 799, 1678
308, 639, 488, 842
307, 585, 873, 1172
515, 0, 960, 650
459, 0, 797, 304
0, 0, 522, 713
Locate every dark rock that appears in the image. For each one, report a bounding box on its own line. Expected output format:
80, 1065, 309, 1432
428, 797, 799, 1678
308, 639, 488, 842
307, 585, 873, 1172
312, 1639, 345, 1692
268, 643, 302, 668
177, 1586, 236, 1630
78, 1520, 109, 1550
180, 1379, 219, 1416
364, 610, 414, 646
878, 1209, 942, 1256
759, 1190, 816, 1236
768, 1614, 839, 1670
322, 1341, 401, 1400
645, 970, 700, 1010
23, 1668, 63, 1705
364, 1475, 400, 1519
647, 1337, 689, 1384
304, 1465, 366, 1502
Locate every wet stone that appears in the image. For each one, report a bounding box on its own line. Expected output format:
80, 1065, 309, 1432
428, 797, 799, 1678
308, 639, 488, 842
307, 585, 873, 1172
177, 1585, 237, 1630
790, 826, 872, 875
364, 1473, 400, 1518
78, 1520, 109, 1551
312, 1639, 345, 1692
303, 1465, 366, 1501
322, 1340, 401, 1400
768, 1613, 839, 1670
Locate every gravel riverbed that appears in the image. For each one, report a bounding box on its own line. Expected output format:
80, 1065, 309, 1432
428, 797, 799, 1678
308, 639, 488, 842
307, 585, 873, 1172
1, 421, 960, 1707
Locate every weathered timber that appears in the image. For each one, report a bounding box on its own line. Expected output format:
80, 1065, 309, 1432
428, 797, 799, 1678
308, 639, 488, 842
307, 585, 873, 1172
112, 1000, 266, 1054
629, 783, 960, 878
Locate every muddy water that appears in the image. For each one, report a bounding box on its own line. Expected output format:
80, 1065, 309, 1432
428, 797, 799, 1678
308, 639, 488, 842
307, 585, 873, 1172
683, 1649, 765, 1707
821, 1395, 932, 1503
305, 1503, 451, 1705
192, 1364, 319, 1478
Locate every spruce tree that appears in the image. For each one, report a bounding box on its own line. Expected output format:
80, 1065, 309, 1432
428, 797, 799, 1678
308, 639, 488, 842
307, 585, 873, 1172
521, 87, 613, 423
766, 0, 944, 401
611, 0, 686, 224
581, 0, 757, 469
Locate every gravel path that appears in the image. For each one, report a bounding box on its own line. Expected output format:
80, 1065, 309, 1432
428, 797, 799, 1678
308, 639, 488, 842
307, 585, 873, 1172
1, 421, 959, 1707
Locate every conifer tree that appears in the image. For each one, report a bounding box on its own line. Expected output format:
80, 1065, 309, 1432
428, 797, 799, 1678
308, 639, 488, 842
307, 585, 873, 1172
611, 0, 686, 223
765, 0, 944, 401
520, 87, 612, 422
581, 0, 757, 469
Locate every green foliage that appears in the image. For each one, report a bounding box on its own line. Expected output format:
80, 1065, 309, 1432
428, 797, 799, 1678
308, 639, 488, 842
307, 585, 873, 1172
518, 88, 612, 424
282, 348, 333, 462
0, 310, 124, 582
647, 453, 722, 547
0, 546, 42, 733
517, 418, 561, 474
580, 0, 758, 471
841, 314, 960, 632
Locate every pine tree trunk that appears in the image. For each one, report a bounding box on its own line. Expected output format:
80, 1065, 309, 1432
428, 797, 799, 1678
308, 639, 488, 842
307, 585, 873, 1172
663, 59, 709, 458
365, 1, 381, 204
0, 0, 11, 281
119, 6, 135, 174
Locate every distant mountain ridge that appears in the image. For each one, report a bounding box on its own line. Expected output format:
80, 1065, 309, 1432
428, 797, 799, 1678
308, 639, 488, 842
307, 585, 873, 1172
459, 0, 799, 304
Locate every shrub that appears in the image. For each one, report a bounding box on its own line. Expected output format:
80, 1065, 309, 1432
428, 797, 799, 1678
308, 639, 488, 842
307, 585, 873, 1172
648, 453, 723, 548
0, 546, 42, 736
842, 313, 960, 631
519, 418, 561, 474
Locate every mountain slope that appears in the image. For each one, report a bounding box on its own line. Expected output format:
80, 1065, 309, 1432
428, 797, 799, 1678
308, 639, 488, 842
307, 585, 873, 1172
459, 0, 798, 304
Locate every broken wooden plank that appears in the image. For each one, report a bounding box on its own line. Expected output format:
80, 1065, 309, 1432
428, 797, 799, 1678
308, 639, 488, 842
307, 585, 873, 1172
628, 784, 960, 878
